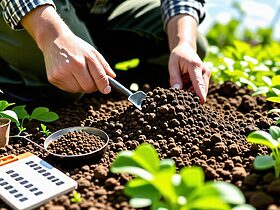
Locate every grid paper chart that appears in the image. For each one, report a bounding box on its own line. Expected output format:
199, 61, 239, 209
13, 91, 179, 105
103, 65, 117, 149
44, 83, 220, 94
0, 154, 77, 210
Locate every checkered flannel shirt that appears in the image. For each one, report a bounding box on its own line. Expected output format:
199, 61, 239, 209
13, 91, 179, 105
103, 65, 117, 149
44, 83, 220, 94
0, 0, 205, 30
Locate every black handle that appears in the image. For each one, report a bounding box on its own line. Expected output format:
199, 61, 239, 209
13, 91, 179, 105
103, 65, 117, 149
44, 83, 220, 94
108, 77, 132, 97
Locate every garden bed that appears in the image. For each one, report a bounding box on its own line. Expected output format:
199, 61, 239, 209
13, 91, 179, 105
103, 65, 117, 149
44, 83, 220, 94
0, 78, 279, 210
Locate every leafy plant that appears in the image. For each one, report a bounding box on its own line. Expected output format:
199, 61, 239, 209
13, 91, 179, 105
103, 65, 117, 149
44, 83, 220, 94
111, 143, 255, 210
12, 105, 59, 134
0, 100, 19, 125
40, 123, 52, 136
70, 190, 82, 203
247, 126, 280, 178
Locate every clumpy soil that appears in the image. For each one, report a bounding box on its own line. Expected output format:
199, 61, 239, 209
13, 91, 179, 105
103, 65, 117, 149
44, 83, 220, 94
47, 130, 106, 156
0, 81, 280, 210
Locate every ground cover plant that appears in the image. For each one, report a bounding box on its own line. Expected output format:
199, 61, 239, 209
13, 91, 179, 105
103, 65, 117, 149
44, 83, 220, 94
111, 143, 254, 210
247, 126, 280, 178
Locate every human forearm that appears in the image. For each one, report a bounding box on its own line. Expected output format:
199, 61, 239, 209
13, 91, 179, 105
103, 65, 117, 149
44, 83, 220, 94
166, 14, 198, 52
21, 5, 71, 51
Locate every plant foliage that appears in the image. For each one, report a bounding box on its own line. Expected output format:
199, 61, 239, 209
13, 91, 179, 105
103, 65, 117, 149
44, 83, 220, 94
111, 143, 255, 210
247, 125, 280, 178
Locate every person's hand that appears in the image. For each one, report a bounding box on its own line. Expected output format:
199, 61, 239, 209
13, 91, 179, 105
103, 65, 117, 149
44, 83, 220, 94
168, 41, 210, 104
21, 5, 115, 94
166, 14, 211, 104
41, 31, 115, 94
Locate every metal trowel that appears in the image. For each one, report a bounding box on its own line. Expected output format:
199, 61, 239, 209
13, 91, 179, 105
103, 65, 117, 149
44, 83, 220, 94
108, 77, 146, 110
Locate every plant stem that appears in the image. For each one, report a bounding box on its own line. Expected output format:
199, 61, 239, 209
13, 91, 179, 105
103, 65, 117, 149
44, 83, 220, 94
273, 149, 280, 178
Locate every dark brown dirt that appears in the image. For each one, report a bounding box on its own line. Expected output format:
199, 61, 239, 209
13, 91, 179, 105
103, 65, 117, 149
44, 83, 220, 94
0, 81, 280, 210
47, 130, 105, 156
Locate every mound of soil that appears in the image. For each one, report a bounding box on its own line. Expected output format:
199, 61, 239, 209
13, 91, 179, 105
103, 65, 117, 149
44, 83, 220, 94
0, 81, 279, 210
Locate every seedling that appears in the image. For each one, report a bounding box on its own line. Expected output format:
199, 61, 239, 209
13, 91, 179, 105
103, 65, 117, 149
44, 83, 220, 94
0, 100, 19, 125
264, 88, 280, 124
247, 126, 280, 178
70, 190, 82, 204
111, 143, 255, 210
12, 105, 59, 135
40, 123, 52, 136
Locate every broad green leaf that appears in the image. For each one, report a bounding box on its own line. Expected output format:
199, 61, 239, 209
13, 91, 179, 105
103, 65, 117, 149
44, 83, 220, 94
272, 76, 280, 87
268, 109, 280, 114
234, 40, 250, 53
0, 100, 14, 111
187, 196, 230, 210
111, 151, 153, 180
0, 110, 19, 125
267, 96, 280, 103
159, 159, 175, 170
272, 88, 280, 96
252, 86, 269, 96
151, 201, 169, 210
187, 179, 245, 205
269, 126, 280, 140
180, 167, 204, 192
276, 118, 280, 125
262, 76, 272, 86
129, 198, 152, 208
239, 78, 257, 91
12, 105, 29, 119
125, 179, 160, 206
30, 107, 59, 122
153, 166, 178, 205
207, 182, 245, 205
247, 131, 279, 148
133, 143, 160, 174
232, 204, 256, 210
253, 155, 275, 170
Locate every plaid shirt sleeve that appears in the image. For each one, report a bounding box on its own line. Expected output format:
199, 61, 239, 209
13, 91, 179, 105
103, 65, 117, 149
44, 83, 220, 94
0, 0, 56, 30
161, 0, 206, 30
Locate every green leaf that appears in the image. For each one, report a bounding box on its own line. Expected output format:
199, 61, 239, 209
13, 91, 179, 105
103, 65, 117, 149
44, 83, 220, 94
0, 100, 15, 111
272, 76, 280, 87
272, 88, 280, 96
253, 155, 275, 170
267, 96, 280, 103
207, 182, 245, 205
187, 196, 230, 210
12, 105, 29, 119
125, 179, 160, 207
269, 126, 280, 140
268, 109, 280, 114
129, 198, 152, 208
0, 110, 19, 125
152, 166, 178, 205
30, 107, 59, 122
151, 201, 169, 210
159, 159, 175, 170
239, 78, 257, 91
252, 86, 269, 96
180, 167, 204, 196
133, 143, 160, 174
262, 76, 272, 86
232, 204, 256, 210
111, 151, 153, 180
247, 131, 279, 149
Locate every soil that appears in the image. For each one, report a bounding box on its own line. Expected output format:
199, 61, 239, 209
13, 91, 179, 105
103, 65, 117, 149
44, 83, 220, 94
0, 79, 280, 210
47, 130, 106, 156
